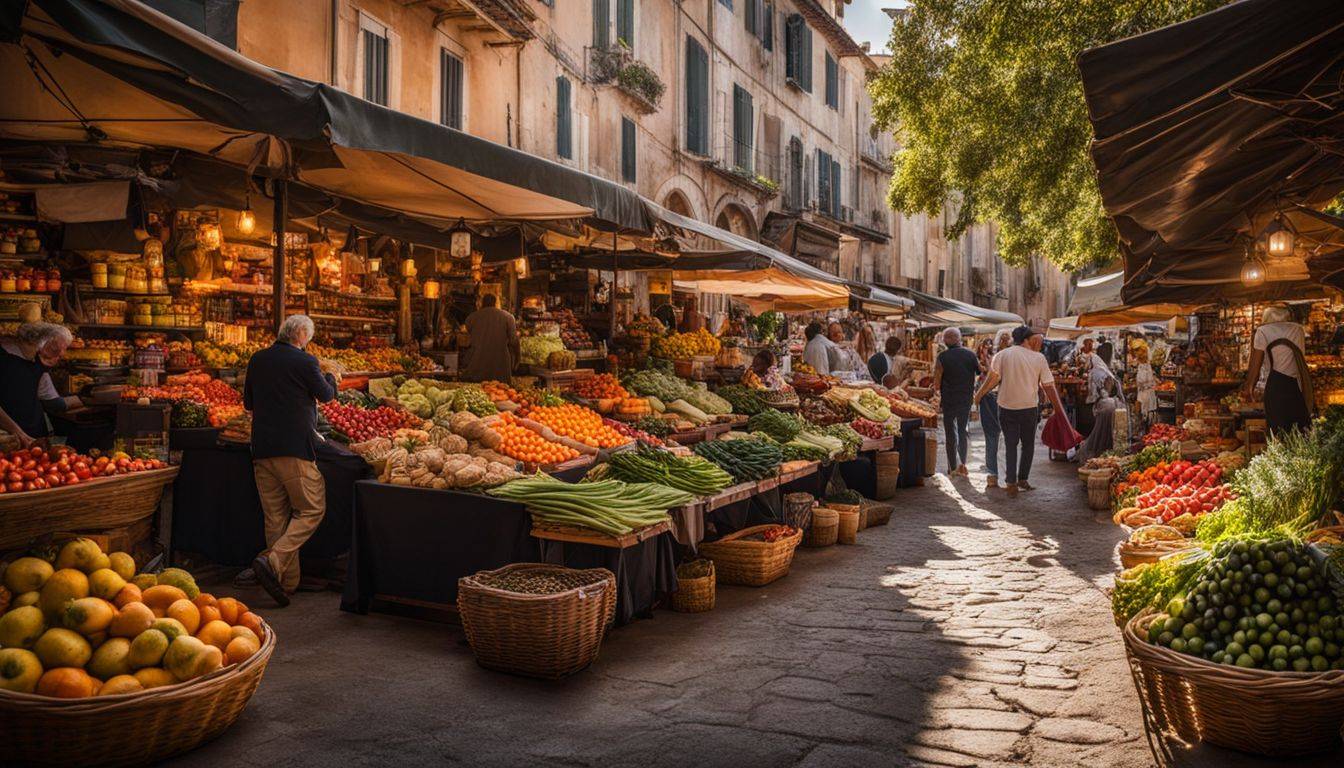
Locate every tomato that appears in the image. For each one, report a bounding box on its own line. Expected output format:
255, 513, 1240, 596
44, 473, 61, 486
64, 473, 79, 485
29, 447, 42, 459
30, 478, 46, 489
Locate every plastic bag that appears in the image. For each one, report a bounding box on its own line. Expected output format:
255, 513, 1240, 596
1042, 410, 1084, 452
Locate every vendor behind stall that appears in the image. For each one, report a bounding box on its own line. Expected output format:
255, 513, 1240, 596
0, 322, 78, 446
462, 293, 520, 382
1245, 305, 1312, 435
802, 321, 837, 375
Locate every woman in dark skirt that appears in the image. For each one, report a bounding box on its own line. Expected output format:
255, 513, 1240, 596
1244, 306, 1312, 436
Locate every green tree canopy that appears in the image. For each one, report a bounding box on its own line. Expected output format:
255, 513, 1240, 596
870, 0, 1227, 272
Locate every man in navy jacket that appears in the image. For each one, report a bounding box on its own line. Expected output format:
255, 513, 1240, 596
243, 314, 337, 606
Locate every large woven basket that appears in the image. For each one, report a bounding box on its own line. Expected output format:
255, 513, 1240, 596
805, 507, 839, 547
458, 563, 616, 679
0, 622, 275, 767
671, 560, 715, 613
781, 492, 816, 531
1124, 612, 1344, 756
0, 467, 179, 549
1116, 538, 1195, 570
874, 451, 900, 500
860, 500, 893, 527
699, 525, 803, 587
836, 507, 860, 545
1087, 471, 1114, 510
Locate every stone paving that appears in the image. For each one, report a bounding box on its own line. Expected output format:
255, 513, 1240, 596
170, 426, 1341, 767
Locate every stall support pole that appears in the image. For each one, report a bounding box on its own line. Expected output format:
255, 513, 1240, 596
272, 179, 288, 335
610, 232, 618, 341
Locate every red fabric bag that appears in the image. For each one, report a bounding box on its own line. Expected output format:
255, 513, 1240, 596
1041, 410, 1084, 452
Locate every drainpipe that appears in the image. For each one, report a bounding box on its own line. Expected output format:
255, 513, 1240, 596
515, 43, 523, 150
329, 0, 339, 86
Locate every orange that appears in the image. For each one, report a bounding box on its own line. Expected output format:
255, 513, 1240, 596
36, 667, 98, 698
198, 605, 221, 625
166, 599, 201, 635
192, 592, 217, 610
196, 619, 233, 650
112, 583, 142, 608
215, 598, 242, 625
237, 611, 264, 637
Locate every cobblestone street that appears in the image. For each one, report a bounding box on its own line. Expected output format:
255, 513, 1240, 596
170, 427, 1338, 767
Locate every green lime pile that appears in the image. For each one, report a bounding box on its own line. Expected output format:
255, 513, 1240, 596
1146, 539, 1344, 671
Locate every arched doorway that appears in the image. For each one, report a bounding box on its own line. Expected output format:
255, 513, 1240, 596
664, 190, 693, 218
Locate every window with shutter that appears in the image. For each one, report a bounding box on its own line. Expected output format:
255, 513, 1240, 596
830, 159, 841, 218
816, 149, 831, 212
763, 2, 774, 50
801, 23, 812, 91
593, 0, 609, 49
556, 76, 572, 159
787, 137, 803, 210
616, 0, 633, 47
745, 0, 757, 36
439, 49, 463, 130
621, 117, 637, 183
684, 37, 709, 156
718, 0, 732, 8
824, 52, 837, 109
785, 15, 800, 83
732, 85, 754, 174
361, 27, 389, 106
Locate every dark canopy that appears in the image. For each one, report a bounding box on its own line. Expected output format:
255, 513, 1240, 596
878, 284, 1021, 329
1078, 0, 1344, 304
0, 0, 651, 230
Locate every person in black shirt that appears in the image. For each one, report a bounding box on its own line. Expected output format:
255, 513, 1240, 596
933, 327, 981, 476
242, 314, 338, 606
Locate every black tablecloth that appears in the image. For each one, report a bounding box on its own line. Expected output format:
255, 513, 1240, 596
171, 439, 371, 566
837, 454, 877, 499
340, 481, 536, 612
897, 418, 924, 487
540, 533, 677, 625
704, 493, 780, 541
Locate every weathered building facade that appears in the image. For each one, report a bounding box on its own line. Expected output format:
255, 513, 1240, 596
187, 0, 1069, 324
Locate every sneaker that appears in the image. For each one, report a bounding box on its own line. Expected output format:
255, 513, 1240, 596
251, 555, 290, 607
1006, 483, 1019, 497
1017, 481, 1036, 491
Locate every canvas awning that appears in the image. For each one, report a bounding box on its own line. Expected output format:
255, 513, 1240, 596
1064, 270, 1200, 327
0, 0, 652, 231
1077, 0, 1344, 305
878, 284, 1022, 329
760, 211, 842, 272
848, 283, 912, 317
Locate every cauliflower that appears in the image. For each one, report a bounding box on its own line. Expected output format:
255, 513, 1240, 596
398, 379, 426, 396
397, 393, 433, 418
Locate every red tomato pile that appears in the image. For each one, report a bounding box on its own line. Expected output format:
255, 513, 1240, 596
319, 400, 421, 442
125, 379, 242, 406
1142, 423, 1189, 446
759, 525, 799, 543
1155, 459, 1223, 489
0, 446, 166, 494
601, 417, 662, 445
849, 418, 887, 440
1135, 460, 1235, 523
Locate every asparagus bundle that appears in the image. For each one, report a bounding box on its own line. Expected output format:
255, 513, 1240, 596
488, 474, 692, 536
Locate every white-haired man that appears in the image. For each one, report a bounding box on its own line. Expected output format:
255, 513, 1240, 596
243, 314, 339, 606
0, 322, 78, 446
932, 327, 980, 476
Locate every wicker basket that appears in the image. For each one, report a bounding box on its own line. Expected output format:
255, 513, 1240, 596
805, 507, 839, 547
861, 500, 893, 527
836, 508, 861, 545
0, 623, 275, 767
1116, 538, 1195, 570
699, 524, 803, 586
874, 451, 900, 500
782, 492, 816, 531
1087, 471, 1114, 510
1124, 612, 1344, 756
671, 560, 715, 613
0, 467, 179, 550
458, 563, 616, 679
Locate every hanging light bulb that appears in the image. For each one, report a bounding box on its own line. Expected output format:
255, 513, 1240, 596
400, 257, 417, 277
236, 204, 256, 236
1241, 244, 1267, 287
1263, 216, 1294, 257
513, 257, 530, 279
367, 255, 382, 273
422, 278, 441, 299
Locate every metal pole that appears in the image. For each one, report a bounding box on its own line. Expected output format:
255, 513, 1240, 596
272, 179, 287, 336
610, 230, 618, 341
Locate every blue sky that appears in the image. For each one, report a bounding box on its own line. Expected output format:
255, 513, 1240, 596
843, 0, 905, 54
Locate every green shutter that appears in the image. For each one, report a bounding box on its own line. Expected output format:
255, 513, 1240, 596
830, 159, 841, 218
801, 23, 812, 92
825, 52, 837, 109
685, 37, 708, 155
732, 85, 754, 173
816, 149, 829, 211
763, 2, 773, 50
621, 117, 637, 182
594, 0, 609, 49
745, 0, 756, 36
617, 0, 634, 46
556, 76, 572, 159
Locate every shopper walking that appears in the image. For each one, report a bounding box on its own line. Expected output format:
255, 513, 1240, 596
973, 326, 1066, 496
243, 314, 338, 606
462, 293, 520, 383
1244, 305, 1312, 436
932, 327, 980, 476
976, 329, 1012, 488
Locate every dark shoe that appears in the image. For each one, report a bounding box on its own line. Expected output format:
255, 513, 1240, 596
233, 568, 257, 588
251, 555, 290, 607
1006, 484, 1019, 498
1017, 481, 1036, 491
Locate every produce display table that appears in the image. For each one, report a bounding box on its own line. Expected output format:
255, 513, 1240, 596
340, 481, 535, 614
171, 439, 370, 566
538, 531, 678, 625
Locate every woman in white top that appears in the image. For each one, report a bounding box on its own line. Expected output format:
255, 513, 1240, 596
1135, 347, 1158, 425
1244, 305, 1312, 435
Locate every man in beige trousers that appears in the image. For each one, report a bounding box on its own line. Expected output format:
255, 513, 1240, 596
242, 314, 338, 606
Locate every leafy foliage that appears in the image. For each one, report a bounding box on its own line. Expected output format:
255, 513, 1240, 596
869, 0, 1228, 271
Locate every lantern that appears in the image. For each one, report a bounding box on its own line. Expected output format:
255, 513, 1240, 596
1240, 250, 1266, 287
450, 222, 472, 259
400, 258, 417, 277
367, 256, 382, 273
423, 279, 441, 299
236, 204, 256, 235
514, 257, 529, 278
1263, 217, 1294, 257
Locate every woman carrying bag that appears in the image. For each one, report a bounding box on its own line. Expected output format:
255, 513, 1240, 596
1244, 306, 1313, 436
